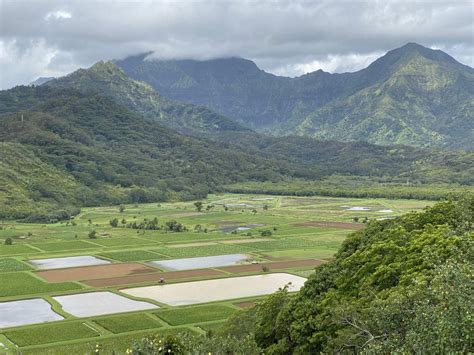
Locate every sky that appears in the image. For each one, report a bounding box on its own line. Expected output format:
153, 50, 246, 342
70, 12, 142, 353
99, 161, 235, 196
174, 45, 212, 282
0, 0, 473, 89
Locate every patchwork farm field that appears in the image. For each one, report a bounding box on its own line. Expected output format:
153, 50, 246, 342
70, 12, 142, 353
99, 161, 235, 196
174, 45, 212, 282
0, 194, 433, 353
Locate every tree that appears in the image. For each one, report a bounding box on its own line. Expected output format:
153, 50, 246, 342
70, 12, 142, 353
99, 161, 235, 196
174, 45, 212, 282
261, 230, 272, 237
194, 201, 203, 212
109, 218, 119, 227
119, 205, 125, 213
263, 204, 269, 210
206, 204, 214, 212
88, 230, 97, 239
252, 209, 258, 214
4, 237, 12, 245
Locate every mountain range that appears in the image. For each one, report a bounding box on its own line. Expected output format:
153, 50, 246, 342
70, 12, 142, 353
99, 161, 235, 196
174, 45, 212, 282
3, 42, 473, 220
115, 43, 474, 150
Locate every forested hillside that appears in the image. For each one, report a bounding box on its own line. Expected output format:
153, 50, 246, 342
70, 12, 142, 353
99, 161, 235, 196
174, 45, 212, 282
116, 43, 474, 149
43, 61, 246, 135
1, 85, 473, 221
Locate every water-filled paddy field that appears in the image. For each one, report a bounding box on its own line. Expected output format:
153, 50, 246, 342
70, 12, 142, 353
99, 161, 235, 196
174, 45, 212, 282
0, 193, 433, 352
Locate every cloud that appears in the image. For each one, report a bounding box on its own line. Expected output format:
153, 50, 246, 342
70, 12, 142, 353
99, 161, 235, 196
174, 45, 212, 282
44, 10, 72, 21
0, 0, 473, 89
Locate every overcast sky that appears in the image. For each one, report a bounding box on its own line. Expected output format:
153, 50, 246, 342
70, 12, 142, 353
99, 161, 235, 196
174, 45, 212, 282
0, 0, 473, 89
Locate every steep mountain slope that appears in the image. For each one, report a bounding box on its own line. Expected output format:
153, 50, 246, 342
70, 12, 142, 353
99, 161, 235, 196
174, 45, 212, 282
294, 44, 474, 149
115, 43, 473, 149
29, 77, 55, 86
1, 85, 473, 220
0, 86, 287, 219
0, 142, 81, 220
44, 61, 247, 135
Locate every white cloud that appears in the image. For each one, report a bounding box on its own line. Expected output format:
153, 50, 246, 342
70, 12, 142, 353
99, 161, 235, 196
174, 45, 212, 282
44, 10, 72, 21
0, 0, 472, 88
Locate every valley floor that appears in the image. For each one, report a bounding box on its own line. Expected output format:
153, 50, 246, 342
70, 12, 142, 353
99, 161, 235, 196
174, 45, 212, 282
0, 194, 433, 354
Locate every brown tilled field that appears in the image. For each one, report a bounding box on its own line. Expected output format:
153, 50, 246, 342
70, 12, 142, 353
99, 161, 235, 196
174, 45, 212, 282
83, 268, 226, 287
36, 263, 157, 283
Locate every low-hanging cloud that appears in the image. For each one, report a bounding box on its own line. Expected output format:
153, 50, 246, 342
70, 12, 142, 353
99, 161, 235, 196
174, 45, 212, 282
0, 0, 473, 89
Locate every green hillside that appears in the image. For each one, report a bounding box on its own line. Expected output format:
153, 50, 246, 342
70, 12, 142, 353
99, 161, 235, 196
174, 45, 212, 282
1, 85, 473, 221
295, 45, 474, 149
0, 142, 81, 220
116, 43, 474, 149
0, 86, 287, 220
44, 61, 246, 135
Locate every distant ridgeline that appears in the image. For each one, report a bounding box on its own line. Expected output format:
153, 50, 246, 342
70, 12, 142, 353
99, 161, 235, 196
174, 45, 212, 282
1, 55, 473, 221
115, 43, 474, 150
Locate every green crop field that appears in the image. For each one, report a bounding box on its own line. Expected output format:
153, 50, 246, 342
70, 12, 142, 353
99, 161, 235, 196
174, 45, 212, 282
3, 322, 99, 347
0, 193, 434, 353
155, 305, 238, 326
93, 313, 163, 334
0, 258, 32, 272
0, 272, 81, 298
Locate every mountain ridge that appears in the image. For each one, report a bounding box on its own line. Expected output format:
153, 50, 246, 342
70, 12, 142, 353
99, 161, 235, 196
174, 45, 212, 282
115, 43, 473, 149
44, 61, 248, 135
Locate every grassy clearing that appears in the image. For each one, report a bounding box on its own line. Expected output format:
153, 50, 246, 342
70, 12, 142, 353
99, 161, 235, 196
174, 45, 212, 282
99, 249, 166, 262
90, 237, 158, 247
0, 258, 32, 272
160, 244, 254, 258
197, 321, 226, 333
4, 322, 99, 347
263, 248, 336, 260
0, 272, 81, 297
31, 240, 98, 252
0, 244, 38, 256
155, 305, 237, 326
93, 313, 162, 334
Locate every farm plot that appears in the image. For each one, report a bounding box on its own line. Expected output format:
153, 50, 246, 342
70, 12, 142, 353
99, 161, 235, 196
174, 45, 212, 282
93, 313, 162, 334
0, 298, 63, 328
36, 263, 157, 283
83, 268, 226, 287
53, 291, 158, 317
3, 322, 99, 347
0, 258, 32, 272
148, 254, 249, 271
28, 255, 110, 270
0, 272, 81, 298
90, 237, 158, 247
160, 244, 255, 258
31, 240, 98, 252
0, 244, 38, 256
99, 249, 167, 262
121, 273, 307, 306
155, 305, 237, 325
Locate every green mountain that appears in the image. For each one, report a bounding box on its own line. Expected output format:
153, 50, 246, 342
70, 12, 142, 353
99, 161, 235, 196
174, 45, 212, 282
44, 61, 247, 135
1, 85, 472, 221
115, 43, 474, 149
0, 86, 285, 220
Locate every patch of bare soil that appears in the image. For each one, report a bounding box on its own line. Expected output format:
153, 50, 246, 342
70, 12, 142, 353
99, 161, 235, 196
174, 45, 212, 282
82, 269, 226, 287
36, 263, 157, 283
